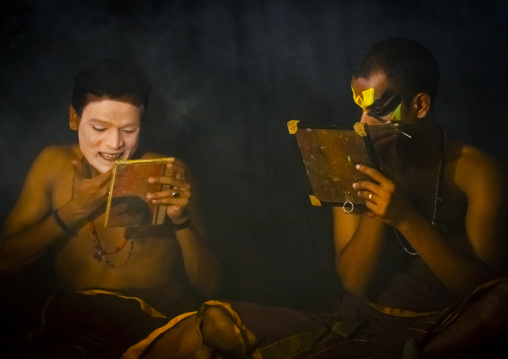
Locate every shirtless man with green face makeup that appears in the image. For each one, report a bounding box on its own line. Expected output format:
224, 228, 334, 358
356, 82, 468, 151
153, 38, 508, 359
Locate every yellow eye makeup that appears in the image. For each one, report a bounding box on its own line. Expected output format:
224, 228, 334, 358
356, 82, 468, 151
353, 86, 403, 122
351, 86, 409, 137
352, 87, 374, 110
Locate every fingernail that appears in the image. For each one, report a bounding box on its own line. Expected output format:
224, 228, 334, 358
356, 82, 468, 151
356, 164, 361, 169
352, 183, 357, 189
146, 193, 153, 199
148, 177, 154, 183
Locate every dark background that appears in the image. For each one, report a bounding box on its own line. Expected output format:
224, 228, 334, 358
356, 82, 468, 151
1, 0, 508, 337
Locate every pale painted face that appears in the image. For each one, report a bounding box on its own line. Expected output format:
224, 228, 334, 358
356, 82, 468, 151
75, 96, 142, 173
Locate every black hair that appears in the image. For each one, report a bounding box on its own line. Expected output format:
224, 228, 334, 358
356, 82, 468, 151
353, 37, 440, 104
71, 57, 152, 117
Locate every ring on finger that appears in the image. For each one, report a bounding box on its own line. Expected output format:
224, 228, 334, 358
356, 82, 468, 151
172, 190, 180, 198
368, 193, 373, 201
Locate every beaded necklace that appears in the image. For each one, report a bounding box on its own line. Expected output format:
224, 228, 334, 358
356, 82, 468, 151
81, 158, 134, 268
90, 219, 134, 267
394, 126, 446, 256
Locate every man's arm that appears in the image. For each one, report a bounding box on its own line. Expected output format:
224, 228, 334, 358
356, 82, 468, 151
0, 146, 111, 277
172, 223, 221, 297
354, 149, 505, 298
333, 207, 388, 297
147, 159, 221, 297
0, 147, 66, 276
396, 148, 505, 297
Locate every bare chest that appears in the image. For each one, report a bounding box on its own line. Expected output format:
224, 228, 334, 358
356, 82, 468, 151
397, 166, 467, 238
54, 211, 180, 291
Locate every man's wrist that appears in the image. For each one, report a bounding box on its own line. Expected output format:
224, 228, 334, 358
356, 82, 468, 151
52, 208, 74, 235
171, 216, 192, 231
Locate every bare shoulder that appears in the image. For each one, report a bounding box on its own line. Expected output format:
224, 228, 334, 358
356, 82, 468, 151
28, 144, 78, 174
2, 145, 80, 233
36, 144, 79, 163
449, 138, 505, 198
28, 145, 79, 182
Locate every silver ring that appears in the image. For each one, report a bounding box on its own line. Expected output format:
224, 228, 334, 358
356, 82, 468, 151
368, 193, 373, 201
172, 191, 180, 198
343, 201, 354, 213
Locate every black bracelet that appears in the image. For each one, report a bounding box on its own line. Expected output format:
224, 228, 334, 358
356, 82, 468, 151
172, 217, 192, 231
52, 209, 73, 235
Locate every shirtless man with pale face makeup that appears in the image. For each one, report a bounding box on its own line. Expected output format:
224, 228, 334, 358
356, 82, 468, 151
0, 58, 220, 357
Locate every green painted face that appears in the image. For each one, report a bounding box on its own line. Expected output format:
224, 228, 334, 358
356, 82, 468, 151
352, 87, 402, 122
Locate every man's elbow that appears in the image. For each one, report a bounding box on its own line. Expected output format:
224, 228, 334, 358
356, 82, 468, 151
0, 259, 25, 279
194, 266, 222, 298
340, 276, 368, 299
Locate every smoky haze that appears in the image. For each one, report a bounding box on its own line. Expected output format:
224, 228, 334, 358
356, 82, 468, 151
1, 0, 507, 334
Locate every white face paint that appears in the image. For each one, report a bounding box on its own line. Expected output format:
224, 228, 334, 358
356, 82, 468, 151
76, 96, 142, 173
